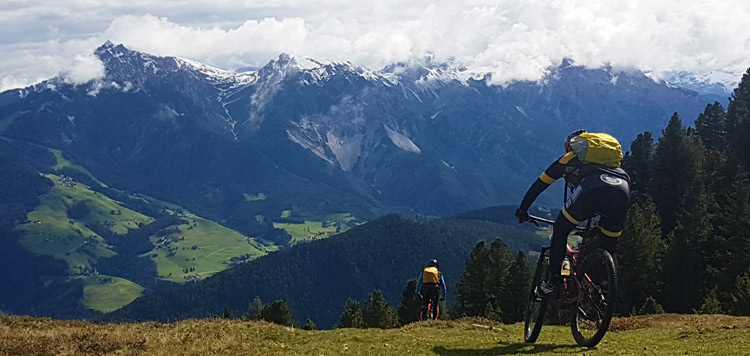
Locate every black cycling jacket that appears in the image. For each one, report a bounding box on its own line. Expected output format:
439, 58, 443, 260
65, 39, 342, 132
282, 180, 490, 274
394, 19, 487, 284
519, 152, 630, 211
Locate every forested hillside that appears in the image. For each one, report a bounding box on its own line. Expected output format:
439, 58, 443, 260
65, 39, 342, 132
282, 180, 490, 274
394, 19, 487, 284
615, 68, 750, 315
109, 214, 546, 328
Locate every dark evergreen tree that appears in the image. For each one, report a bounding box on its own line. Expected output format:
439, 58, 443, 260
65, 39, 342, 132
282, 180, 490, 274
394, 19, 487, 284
623, 131, 655, 203
452, 241, 491, 317
362, 290, 399, 329
339, 298, 364, 328
726, 69, 750, 168
248, 297, 265, 320
697, 289, 723, 314
730, 273, 750, 316
502, 251, 532, 323
651, 113, 703, 237
487, 238, 514, 322
616, 200, 665, 314
262, 300, 297, 327
661, 228, 703, 313
638, 296, 665, 315
302, 319, 317, 330
695, 102, 727, 151
397, 279, 422, 325
221, 305, 233, 319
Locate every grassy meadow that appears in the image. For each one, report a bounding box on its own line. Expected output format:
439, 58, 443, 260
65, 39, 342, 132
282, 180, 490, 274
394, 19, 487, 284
144, 214, 274, 283
0, 314, 748, 356
81, 276, 145, 313
18, 174, 152, 272
273, 213, 361, 245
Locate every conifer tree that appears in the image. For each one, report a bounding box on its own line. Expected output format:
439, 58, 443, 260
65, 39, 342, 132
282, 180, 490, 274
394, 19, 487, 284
502, 251, 532, 323
730, 273, 750, 316
487, 238, 514, 321
248, 297, 265, 321
695, 102, 727, 151
651, 113, 703, 237
362, 290, 399, 329
262, 300, 298, 327
302, 319, 317, 330
726, 69, 750, 168
221, 305, 233, 319
638, 296, 665, 315
397, 279, 422, 325
616, 200, 665, 314
697, 289, 723, 314
452, 241, 491, 317
339, 298, 365, 328
623, 131, 655, 203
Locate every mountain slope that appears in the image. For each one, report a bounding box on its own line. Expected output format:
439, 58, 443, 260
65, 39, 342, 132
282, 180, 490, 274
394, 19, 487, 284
0, 43, 713, 222
109, 214, 546, 328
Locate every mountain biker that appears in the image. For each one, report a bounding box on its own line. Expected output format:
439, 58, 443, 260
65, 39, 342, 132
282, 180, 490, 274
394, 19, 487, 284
515, 129, 631, 296
415, 259, 446, 319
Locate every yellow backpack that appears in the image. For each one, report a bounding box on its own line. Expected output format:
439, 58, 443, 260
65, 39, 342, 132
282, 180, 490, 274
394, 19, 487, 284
422, 267, 440, 284
569, 132, 623, 167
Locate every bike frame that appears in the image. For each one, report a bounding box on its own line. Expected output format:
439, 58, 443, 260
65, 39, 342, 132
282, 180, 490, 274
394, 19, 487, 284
529, 215, 593, 306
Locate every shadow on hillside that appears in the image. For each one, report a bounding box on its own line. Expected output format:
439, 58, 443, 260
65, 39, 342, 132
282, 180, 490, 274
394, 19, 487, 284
434, 342, 584, 355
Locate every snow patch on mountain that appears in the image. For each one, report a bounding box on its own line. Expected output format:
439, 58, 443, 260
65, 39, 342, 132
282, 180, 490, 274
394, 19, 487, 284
176, 57, 259, 86
666, 70, 737, 96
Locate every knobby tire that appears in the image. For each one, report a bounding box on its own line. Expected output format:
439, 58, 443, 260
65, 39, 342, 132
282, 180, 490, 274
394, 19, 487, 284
524, 251, 549, 343
569, 248, 618, 347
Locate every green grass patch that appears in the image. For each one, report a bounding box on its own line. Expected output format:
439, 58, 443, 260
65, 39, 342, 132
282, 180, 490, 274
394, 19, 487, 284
144, 214, 273, 283
280, 209, 292, 218
18, 174, 152, 272
273, 220, 338, 244
243, 192, 267, 201
81, 276, 144, 313
274, 213, 363, 245
2, 314, 749, 355
49, 149, 106, 186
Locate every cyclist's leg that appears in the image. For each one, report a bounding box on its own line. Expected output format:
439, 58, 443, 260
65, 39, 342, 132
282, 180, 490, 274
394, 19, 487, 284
420, 285, 430, 316
550, 189, 598, 288
549, 212, 578, 286
592, 187, 629, 254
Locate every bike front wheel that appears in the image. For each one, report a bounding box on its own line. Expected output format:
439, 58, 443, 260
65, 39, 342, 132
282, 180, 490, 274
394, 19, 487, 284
570, 248, 618, 347
524, 250, 549, 343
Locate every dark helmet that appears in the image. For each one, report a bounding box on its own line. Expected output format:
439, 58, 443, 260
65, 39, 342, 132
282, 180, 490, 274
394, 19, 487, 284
565, 129, 587, 153
427, 259, 438, 267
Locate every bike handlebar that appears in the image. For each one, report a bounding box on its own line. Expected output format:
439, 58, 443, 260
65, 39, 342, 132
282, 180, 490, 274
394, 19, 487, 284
528, 214, 586, 231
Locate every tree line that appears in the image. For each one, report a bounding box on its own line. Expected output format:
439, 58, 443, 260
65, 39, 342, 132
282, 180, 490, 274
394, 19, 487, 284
616, 68, 750, 315
214, 236, 533, 329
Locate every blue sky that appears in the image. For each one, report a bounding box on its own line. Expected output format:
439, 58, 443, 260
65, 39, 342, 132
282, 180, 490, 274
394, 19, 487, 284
1, 0, 748, 92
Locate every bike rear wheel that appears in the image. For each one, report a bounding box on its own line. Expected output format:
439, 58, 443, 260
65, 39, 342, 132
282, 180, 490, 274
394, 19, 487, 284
524, 250, 550, 343
569, 248, 618, 347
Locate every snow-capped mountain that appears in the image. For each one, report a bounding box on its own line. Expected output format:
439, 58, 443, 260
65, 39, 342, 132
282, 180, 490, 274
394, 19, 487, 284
666, 70, 737, 102
0, 42, 717, 223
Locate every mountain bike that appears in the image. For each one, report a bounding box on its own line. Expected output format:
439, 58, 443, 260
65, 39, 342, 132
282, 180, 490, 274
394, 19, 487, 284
419, 294, 441, 321
523, 215, 618, 347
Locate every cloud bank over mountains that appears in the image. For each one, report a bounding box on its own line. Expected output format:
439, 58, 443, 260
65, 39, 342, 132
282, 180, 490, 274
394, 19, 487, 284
1, 0, 748, 92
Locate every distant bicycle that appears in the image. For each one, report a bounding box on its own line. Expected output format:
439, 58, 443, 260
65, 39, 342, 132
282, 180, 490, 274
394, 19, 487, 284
524, 215, 618, 347
419, 294, 441, 321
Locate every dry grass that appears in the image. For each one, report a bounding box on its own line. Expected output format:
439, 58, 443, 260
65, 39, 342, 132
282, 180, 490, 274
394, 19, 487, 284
2, 314, 750, 356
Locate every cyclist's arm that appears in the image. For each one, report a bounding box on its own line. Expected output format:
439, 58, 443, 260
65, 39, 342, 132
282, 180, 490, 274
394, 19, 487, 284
439, 273, 447, 299
519, 153, 573, 210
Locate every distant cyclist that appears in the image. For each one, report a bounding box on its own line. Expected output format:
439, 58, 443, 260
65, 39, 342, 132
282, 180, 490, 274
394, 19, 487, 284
515, 129, 631, 296
415, 259, 446, 320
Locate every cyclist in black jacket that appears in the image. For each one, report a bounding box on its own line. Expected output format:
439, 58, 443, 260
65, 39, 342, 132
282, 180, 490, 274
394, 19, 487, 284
515, 129, 631, 295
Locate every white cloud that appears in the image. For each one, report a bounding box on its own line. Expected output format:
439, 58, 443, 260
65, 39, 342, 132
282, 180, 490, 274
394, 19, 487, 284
0, 0, 749, 92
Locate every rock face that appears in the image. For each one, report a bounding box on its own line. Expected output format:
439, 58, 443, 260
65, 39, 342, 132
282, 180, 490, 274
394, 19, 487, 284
0, 42, 712, 218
